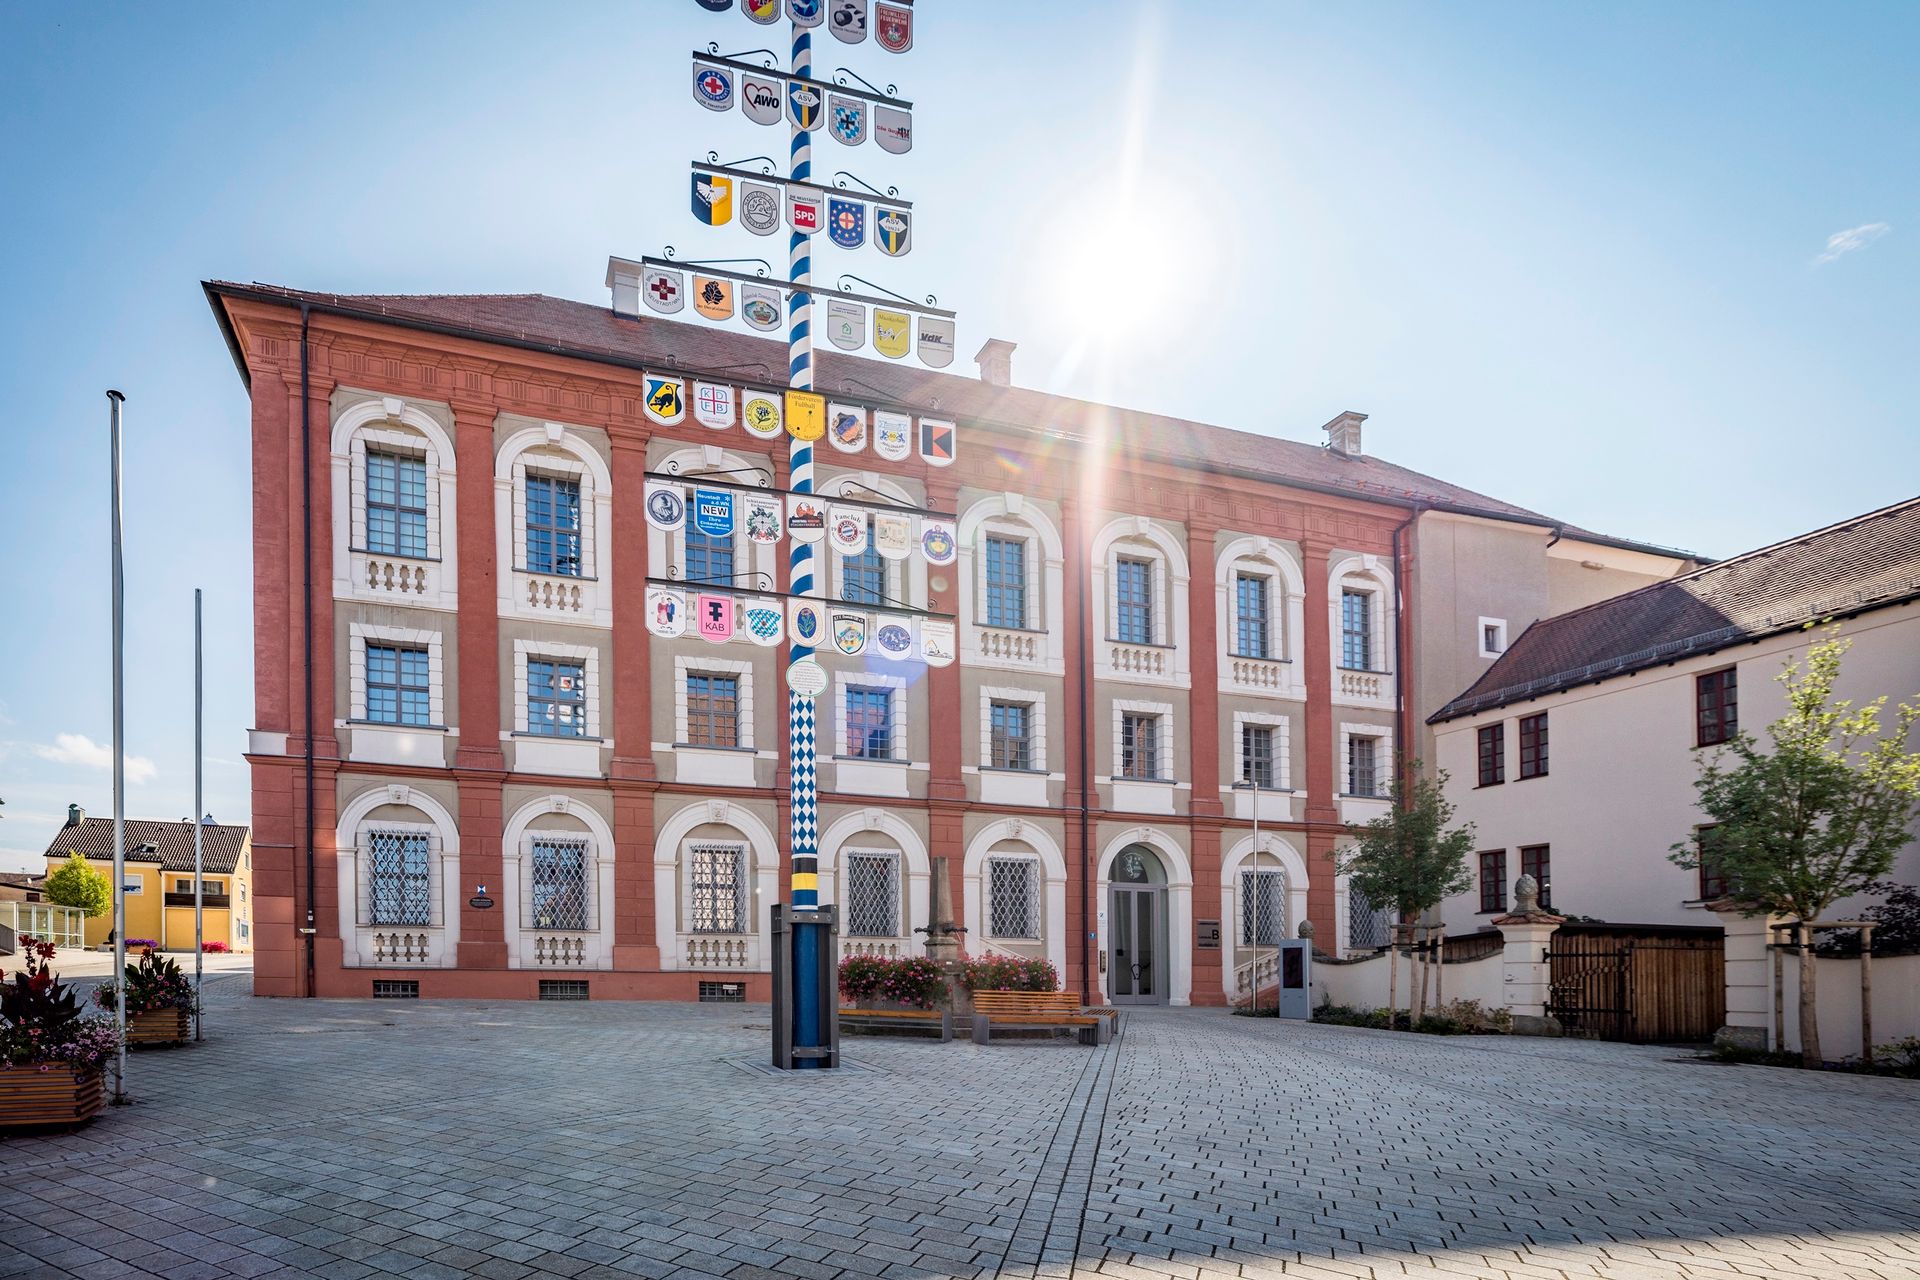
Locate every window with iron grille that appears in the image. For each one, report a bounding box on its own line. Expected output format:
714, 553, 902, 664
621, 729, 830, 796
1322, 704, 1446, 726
1347, 735, 1380, 796
1479, 850, 1507, 913
1240, 869, 1283, 945
366, 450, 428, 558
987, 858, 1039, 938
1241, 724, 1275, 788
686, 673, 740, 748
1114, 557, 1154, 644
1348, 886, 1395, 950
1696, 824, 1728, 899
527, 659, 587, 738
1519, 844, 1551, 910
845, 852, 900, 937
1518, 713, 1548, 779
985, 535, 1028, 628
698, 981, 746, 1002
842, 536, 888, 605
1696, 668, 1738, 747
1477, 723, 1505, 786
684, 524, 734, 584
846, 687, 895, 760
525, 473, 582, 576
688, 843, 746, 933
1120, 712, 1160, 780
538, 979, 590, 1000
989, 700, 1033, 770
366, 829, 432, 926
529, 839, 590, 931
372, 979, 419, 999
366, 643, 431, 726
1235, 573, 1271, 658
1340, 589, 1373, 670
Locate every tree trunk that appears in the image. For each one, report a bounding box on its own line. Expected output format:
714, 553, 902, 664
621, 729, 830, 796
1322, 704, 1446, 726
1387, 925, 1400, 1028
1415, 926, 1431, 1023
1798, 927, 1822, 1068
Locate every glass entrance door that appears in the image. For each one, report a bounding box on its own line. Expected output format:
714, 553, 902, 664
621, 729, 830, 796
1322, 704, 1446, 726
1109, 885, 1164, 1005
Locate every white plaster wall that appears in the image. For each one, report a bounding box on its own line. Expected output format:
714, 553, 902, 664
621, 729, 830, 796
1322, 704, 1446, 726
1769, 952, 1920, 1059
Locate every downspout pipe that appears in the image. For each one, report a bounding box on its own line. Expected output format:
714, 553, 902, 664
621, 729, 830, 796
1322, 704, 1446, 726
1392, 504, 1424, 792
1076, 495, 1093, 1007
300, 303, 316, 998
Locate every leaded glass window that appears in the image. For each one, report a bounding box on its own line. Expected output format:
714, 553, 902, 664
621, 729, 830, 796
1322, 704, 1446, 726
527, 659, 587, 738
367, 829, 431, 926
985, 535, 1028, 628
689, 843, 745, 933
366, 643, 430, 726
987, 857, 1039, 938
989, 700, 1032, 770
1235, 573, 1270, 658
1240, 869, 1283, 946
1341, 589, 1372, 670
366, 450, 428, 558
529, 839, 590, 931
1115, 557, 1154, 644
845, 852, 900, 938
525, 474, 582, 577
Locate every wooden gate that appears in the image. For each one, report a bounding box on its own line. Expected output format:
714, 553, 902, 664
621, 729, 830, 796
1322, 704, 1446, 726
1546, 924, 1725, 1043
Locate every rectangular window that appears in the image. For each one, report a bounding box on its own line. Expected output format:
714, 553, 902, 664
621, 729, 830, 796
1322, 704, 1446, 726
1114, 557, 1154, 644
846, 687, 895, 760
1240, 869, 1283, 946
1347, 735, 1380, 797
1477, 723, 1505, 787
688, 843, 745, 934
1120, 712, 1160, 780
1519, 844, 1551, 910
984, 535, 1029, 628
685, 673, 741, 749
527, 659, 587, 738
366, 643, 431, 726
1235, 573, 1271, 658
1340, 589, 1373, 670
988, 700, 1033, 770
524, 474, 582, 577
845, 852, 900, 938
1479, 850, 1507, 914
841, 539, 888, 605
1696, 825, 1727, 899
683, 525, 734, 585
122, 879, 143, 895
1518, 713, 1549, 779
529, 839, 590, 931
1697, 669, 1738, 747
987, 858, 1039, 938
1482, 622, 1505, 655
367, 829, 432, 926
1241, 724, 1275, 789
366, 450, 429, 558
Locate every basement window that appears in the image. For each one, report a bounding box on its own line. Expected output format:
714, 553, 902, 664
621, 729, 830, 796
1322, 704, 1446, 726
372, 980, 419, 999
699, 981, 747, 1003
539, 979, 591, 1001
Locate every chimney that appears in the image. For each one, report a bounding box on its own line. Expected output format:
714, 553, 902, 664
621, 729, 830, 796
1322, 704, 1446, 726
974, 338, 1017, 387
605, 255, 645, 318
66, 803, 84, 827
1323, 410, 1368, 457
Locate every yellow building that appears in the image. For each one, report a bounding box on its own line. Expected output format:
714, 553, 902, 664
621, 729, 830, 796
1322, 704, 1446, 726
41, 806, 254, 953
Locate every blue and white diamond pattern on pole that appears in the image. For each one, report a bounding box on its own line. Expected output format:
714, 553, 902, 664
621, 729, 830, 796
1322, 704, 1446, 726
789, 689, 818, 857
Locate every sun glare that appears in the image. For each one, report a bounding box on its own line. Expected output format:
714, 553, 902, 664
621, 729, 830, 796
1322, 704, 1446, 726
1043, 187, 1210, 345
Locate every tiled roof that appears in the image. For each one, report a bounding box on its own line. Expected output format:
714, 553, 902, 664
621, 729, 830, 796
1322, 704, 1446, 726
203, 281, 1693, 560
0, 871, 44, 891
1432, 496, 1920, 723
42, 818, 250, 874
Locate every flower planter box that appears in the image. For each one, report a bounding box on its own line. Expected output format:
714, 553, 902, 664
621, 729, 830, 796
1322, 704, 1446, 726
0, 1065, 106, 1129
127, 1008, 191, 1047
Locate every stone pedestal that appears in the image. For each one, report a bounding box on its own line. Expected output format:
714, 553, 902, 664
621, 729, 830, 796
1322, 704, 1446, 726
920, 855, 972, 1030
1493, 873, 1565, 1036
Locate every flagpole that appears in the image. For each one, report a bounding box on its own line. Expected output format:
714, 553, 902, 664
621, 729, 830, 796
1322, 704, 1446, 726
786, 16, 824, 1068
108, 389, 128, 1104
194, 587, 205, 1040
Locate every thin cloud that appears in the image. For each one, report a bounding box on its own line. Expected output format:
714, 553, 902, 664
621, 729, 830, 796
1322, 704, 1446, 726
34, 732, 158, 785
1815, 222, 1890, 264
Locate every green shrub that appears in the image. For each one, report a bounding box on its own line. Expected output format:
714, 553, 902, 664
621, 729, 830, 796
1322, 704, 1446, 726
836, 955, 947, 1009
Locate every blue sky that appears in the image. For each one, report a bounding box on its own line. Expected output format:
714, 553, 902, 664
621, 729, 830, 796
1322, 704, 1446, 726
1, 3, 1913, 871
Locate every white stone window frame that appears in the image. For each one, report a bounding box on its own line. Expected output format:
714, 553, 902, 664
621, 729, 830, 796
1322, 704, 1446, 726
674, 655, 756, 751
984, 855, 1042, 940
1231, 711, 1291, 791
821, 470, 927, 610
816, 808, 931, 951
512, 638, 604, 739
962, 819, 1070, 979
1091, 516, 1191, 688
1339, 721, 1395, 816
978, 685, 1048, 773
842, 846, 905, 939
334, 784, 462, 969
1219, 832, 1310, 998
1110, 698, 1174, 782
1329, 554, 1396, 674
648, 445, 781, 605
958, 494, 1067, 675
652, 801, 782, 971
497, 422, 614, 629
1478, 616, 1509, 659
330, 394, 459, 612
501, 795, 615, 970
348, 623, 447, 726
1215, 536, 1307, 699
836, 670, 909, 761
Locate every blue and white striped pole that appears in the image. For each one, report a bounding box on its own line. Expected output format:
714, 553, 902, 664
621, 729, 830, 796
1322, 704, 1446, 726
786, 20, 824, 1063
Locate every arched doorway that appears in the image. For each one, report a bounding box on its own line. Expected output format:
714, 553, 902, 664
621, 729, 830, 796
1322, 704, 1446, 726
1107, 844, 1170, 1006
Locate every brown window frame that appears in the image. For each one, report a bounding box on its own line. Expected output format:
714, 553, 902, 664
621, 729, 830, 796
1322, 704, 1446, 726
1696, 824, 1727, 899
1519, 845, 1551, 910
1478, 850, 1507, 914
1477, 723, 1505, 787
1696, 668, 1738, 747
1518, 713, 1548, 780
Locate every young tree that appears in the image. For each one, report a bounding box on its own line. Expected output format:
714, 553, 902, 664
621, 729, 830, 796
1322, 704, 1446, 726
43, 851, 113, 919
1671, 632, 1920, 1066
1337, 766, 1477, 1023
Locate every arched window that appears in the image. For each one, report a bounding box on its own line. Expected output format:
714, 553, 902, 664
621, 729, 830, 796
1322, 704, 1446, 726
958, 494, 1067, 674
821, 472, 922, 608
649, 446, 779, 601
330, 395, 458, 610
503, 796, 615, 970
497, 422, 614, 628
653, 801, 782, 972
1091, 516, 1191, 687
334, 784, 461, 968
1215, 535, 1306, 697
1329, 554, 1396, 708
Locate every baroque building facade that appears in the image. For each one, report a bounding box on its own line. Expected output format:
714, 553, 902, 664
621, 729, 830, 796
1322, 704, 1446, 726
207, 274, 1689, 1005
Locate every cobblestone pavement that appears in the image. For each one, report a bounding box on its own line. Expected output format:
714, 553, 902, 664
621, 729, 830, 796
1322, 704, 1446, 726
5, 975, 1919, 1280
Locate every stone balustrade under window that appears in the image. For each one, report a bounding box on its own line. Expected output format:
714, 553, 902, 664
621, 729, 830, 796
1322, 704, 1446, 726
530, 934, 588, 967
1338, 669, 1389, 703
354, 551, 435, 601
1109, 641, 1169, 680
370, 931, 434, 965
681, 933, 759, 970
1229, 655, 1290, 693
977, 626, 1041, 666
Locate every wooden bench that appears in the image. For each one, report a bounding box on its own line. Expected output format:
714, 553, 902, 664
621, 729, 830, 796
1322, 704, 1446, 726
971, 991, 1112, 1045
839, 1006, 952, 1042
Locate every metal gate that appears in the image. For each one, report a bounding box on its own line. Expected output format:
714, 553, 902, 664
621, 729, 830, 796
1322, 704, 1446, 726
1546, 924, 1725, 1043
